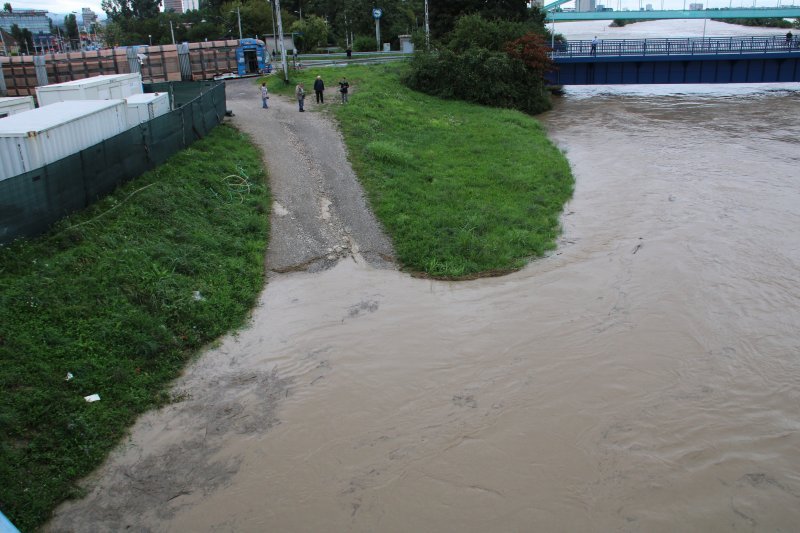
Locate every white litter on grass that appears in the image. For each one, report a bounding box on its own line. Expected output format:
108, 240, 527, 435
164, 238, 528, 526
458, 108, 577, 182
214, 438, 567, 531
84, 394, 101, 403
192, 291, 205, 301
65, 372, 74, 381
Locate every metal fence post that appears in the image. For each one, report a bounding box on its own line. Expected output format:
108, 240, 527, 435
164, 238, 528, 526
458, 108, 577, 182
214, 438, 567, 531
127, 46, 141, 75
0, 60, 6, 96
33, 55, 49, 87
177, 42, 192, 81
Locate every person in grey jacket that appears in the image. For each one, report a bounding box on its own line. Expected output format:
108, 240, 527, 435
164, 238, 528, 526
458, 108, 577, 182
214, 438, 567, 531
313, 76, 325, 104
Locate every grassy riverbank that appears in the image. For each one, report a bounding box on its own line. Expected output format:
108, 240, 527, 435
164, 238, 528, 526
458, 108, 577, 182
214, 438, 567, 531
0, 125, 269, 531
266, 64, 573, 278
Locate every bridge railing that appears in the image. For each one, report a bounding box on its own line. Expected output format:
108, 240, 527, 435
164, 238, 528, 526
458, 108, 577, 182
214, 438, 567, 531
552, 35, 800, 58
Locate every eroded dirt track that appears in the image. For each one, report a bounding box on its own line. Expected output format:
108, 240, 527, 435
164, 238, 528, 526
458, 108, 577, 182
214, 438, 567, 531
225, 77, 394, 273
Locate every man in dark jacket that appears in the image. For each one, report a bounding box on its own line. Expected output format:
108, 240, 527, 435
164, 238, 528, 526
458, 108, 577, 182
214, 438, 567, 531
314, 76, 325, 104
338, 77, 350, 104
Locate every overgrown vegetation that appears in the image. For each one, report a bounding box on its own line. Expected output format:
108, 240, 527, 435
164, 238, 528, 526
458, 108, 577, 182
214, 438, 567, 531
611, 19, 647, 27
97, 0, 433, 49
403, 14, 556, 115
266, 64, 573, 278
714, 17, 795, 29
0, 125, 269, 531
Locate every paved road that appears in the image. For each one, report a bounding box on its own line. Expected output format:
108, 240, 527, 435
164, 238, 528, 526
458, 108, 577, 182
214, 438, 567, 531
224, 77, 395, 273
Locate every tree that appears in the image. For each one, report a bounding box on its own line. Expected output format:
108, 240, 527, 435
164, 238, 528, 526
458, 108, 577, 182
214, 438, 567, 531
290, 14, 328, 51
64, 14, 79, 41
102, 0, 163, 21
10, 23, 33, 53
444, 13, 536, 52
103, 20, 125, 46
3, 3, 11, 12
505, 32, 554, 79
403, 14, 554, 115
428, 0, 529, 39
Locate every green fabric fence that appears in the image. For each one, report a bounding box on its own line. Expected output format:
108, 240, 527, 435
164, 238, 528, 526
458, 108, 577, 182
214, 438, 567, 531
0, 81, 227, 245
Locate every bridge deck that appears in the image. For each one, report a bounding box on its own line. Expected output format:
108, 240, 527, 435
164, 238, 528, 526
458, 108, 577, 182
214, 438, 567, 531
552, 35, 800, 58
548, 36, 800, 84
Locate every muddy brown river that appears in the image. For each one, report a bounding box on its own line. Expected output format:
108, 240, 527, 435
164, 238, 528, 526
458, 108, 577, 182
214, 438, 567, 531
49, 22, 800, 533
173, 87, 800, 533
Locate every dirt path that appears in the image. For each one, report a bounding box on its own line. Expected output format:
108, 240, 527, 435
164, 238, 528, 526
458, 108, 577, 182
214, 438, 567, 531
226, 77, 394, 273
44, 78, 394, 531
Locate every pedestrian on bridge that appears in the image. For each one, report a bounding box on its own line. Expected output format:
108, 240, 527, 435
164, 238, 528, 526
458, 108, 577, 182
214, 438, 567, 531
787, 32, 794, 48
591, 36, 599, 56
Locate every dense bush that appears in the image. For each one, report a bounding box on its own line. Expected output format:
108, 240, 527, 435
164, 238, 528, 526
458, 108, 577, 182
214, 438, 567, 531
402, 14, 554, 115
353, 35, 377, 52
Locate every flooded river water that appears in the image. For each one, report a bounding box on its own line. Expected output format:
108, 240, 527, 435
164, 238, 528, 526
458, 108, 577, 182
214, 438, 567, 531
51, 21, 800, 532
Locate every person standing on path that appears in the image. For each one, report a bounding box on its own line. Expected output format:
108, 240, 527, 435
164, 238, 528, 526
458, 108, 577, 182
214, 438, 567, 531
314, 76, 325, 104
260, 82, 269, 109
296, 82, 305, 112
338, 77, 350, 104
591, 36, 598, 56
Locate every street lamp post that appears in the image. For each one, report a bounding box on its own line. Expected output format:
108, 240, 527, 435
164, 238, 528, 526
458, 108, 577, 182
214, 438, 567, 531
148, 34, 152, 45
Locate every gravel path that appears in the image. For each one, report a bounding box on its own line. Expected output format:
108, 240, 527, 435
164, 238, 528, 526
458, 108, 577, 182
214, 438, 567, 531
224, 77, 395, 273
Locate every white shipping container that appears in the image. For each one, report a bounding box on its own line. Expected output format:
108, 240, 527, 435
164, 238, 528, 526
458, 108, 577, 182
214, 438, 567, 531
0, 100, 129, 181
0, 96, 36, 118
125, 92, 171, 127
36, 73, 143, 107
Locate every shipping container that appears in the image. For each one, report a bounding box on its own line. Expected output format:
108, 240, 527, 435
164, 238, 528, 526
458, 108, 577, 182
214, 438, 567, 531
0, 100, 129, 181
0, 96, 36, 118
35, 73, 143, 107
125, 92, 171, 127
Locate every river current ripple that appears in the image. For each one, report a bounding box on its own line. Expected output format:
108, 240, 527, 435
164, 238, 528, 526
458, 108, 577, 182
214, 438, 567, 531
50, 19, 800, 532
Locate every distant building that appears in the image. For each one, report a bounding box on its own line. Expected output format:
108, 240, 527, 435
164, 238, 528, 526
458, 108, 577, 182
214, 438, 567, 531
183, 0, 199, 11
689, 2, 704, 8
0, 9, 51, 35
646, 3, 654, 10
164, 0, 184, 14
81, 8, 98, 26
576, 0, 596, 12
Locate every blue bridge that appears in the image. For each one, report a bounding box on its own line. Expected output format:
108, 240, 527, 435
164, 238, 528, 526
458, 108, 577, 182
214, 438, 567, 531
549, 35, 800, 84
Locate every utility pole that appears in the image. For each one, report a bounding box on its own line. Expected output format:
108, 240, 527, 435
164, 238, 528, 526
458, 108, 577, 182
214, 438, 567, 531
170, 20, 176, 44
344, 10, 349, 48
237, 6, 243, 40
274, 0, 289, 82
266, 0, 277, 55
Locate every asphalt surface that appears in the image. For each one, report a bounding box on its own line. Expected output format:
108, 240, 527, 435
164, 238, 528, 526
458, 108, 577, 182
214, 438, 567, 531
224, 77, 395, 273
